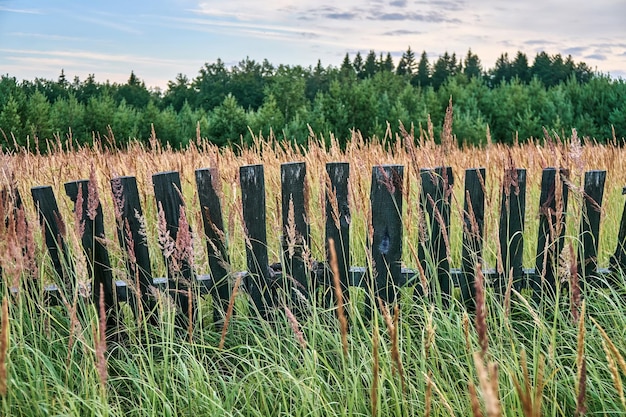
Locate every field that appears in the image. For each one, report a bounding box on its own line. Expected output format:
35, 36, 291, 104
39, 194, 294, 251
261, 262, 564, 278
1, 127, 626, 416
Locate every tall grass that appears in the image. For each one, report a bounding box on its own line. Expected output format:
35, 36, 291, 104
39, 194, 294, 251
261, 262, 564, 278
3, 277, 623, 416
1, 125, 626, 415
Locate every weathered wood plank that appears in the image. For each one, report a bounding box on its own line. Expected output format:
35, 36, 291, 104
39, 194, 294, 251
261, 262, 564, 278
369, 165, 404, 308
31, 186, 73, 293
240, 164, 274, 318
111, 176, 157, 324
325, 162, 350, 309
496, 168, 526, 294
578, 170, 606, 289
281, 162, 310, 314
534, 168, 569, 296
418, 166, 454, 306
65, 179, 117, 329
152, 171, 194, 322
195, 167, 231, 323
460, 168, 485, 308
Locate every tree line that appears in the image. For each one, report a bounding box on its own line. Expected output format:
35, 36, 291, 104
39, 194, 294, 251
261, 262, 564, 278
1, 48, 625, 150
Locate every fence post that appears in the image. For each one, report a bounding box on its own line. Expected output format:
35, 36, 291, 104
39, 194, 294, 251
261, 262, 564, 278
577, 170, 606, 289
281, 162, 310, 315
65, 179, 117, 330
325, 162, 350, 309
111, 176, 157, 325
152, 171, 194, 324
496, 168, 527, 295
240, 164, 274, 319
195, 168, 231, 324
31, 186, 73, 297
418, 166, 454, 306
460, 168, 486, 308
534, 168, 569, 296
369, 164, 404, 313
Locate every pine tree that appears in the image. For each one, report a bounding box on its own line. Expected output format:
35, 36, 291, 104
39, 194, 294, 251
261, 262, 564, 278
340, 53, 354, 78
400, 47, 416, 74
463, 49, 482, 79
415, 51, 430, 86
531, 51, 553, 86
364, 50, 378, 78
25, 90, 52, 142
0, 94, 23, 146
383, 52, 395, 72
431, 52, 452, 89
491, 53, 512, 86
250, 93, 285, 139
207, 94, 248, 146
58, 69, 68, 88
511, 51, 530, 83
396, 57, 408, 76
353, 52, 364, 78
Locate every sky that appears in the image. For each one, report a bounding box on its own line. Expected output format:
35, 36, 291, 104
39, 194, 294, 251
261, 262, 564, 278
1, 0, 625, 91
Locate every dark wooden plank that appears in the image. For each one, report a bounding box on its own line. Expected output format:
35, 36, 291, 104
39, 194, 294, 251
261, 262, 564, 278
325, 162, 350, 309
577, 170, 606, 289
240, 164, 274, 318
31, 186, 73, 291
496, 168, 526, 294
460, 168, 486, 308
65, 179, 117, 329
111, 176, 157, 324
195, 167, 231, 323
152, 171, 194, 321
369, 165, 404, 308
533, 168, 569, 296
281, 162, 310, 314
418, 166, 454, 306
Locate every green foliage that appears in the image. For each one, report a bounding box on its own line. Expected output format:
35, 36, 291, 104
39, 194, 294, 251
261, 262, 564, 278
463, 49, 482, 79
176, 101, 209, 147
265, 65, 308, 122
25, 90, 53, 146
0, 49, 624, 150
0, 94, 24, 146
153, 105, 179, 147
414, 51, 431, 87
249, 93, 286, 140
207, 94, 249, 146
162, 74, 193, 112
114, 71, 151, 109
3, 263, 626, 416
111, 100, 140, 145
84, 93, 117, 145
50, 93, 86, 141
193, 59, 230, 111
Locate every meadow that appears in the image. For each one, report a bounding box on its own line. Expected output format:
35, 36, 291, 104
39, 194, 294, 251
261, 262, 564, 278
1, 125, 626, 416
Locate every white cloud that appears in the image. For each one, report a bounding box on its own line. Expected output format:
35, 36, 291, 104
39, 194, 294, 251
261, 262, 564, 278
2, 0, 626, 88
0, 48, 183, 67
9, 32, 89, 42
0, 5, 42, 14
68, 14, 143, 35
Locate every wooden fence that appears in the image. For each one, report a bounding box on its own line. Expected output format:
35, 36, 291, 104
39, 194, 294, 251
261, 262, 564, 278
2, 163, 626, 329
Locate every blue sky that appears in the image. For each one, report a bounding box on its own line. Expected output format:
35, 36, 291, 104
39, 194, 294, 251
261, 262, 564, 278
1, 0, 625, 90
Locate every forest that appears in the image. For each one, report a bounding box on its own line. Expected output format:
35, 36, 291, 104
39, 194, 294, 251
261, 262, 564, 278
1, 48, 625, 150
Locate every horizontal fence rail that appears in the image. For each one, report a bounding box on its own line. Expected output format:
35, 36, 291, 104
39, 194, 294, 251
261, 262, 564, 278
2, 163, 626, 330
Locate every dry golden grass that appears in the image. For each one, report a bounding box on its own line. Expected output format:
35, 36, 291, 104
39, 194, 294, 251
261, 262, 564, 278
3, 128, 626, 416
2, 127, 626, 281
